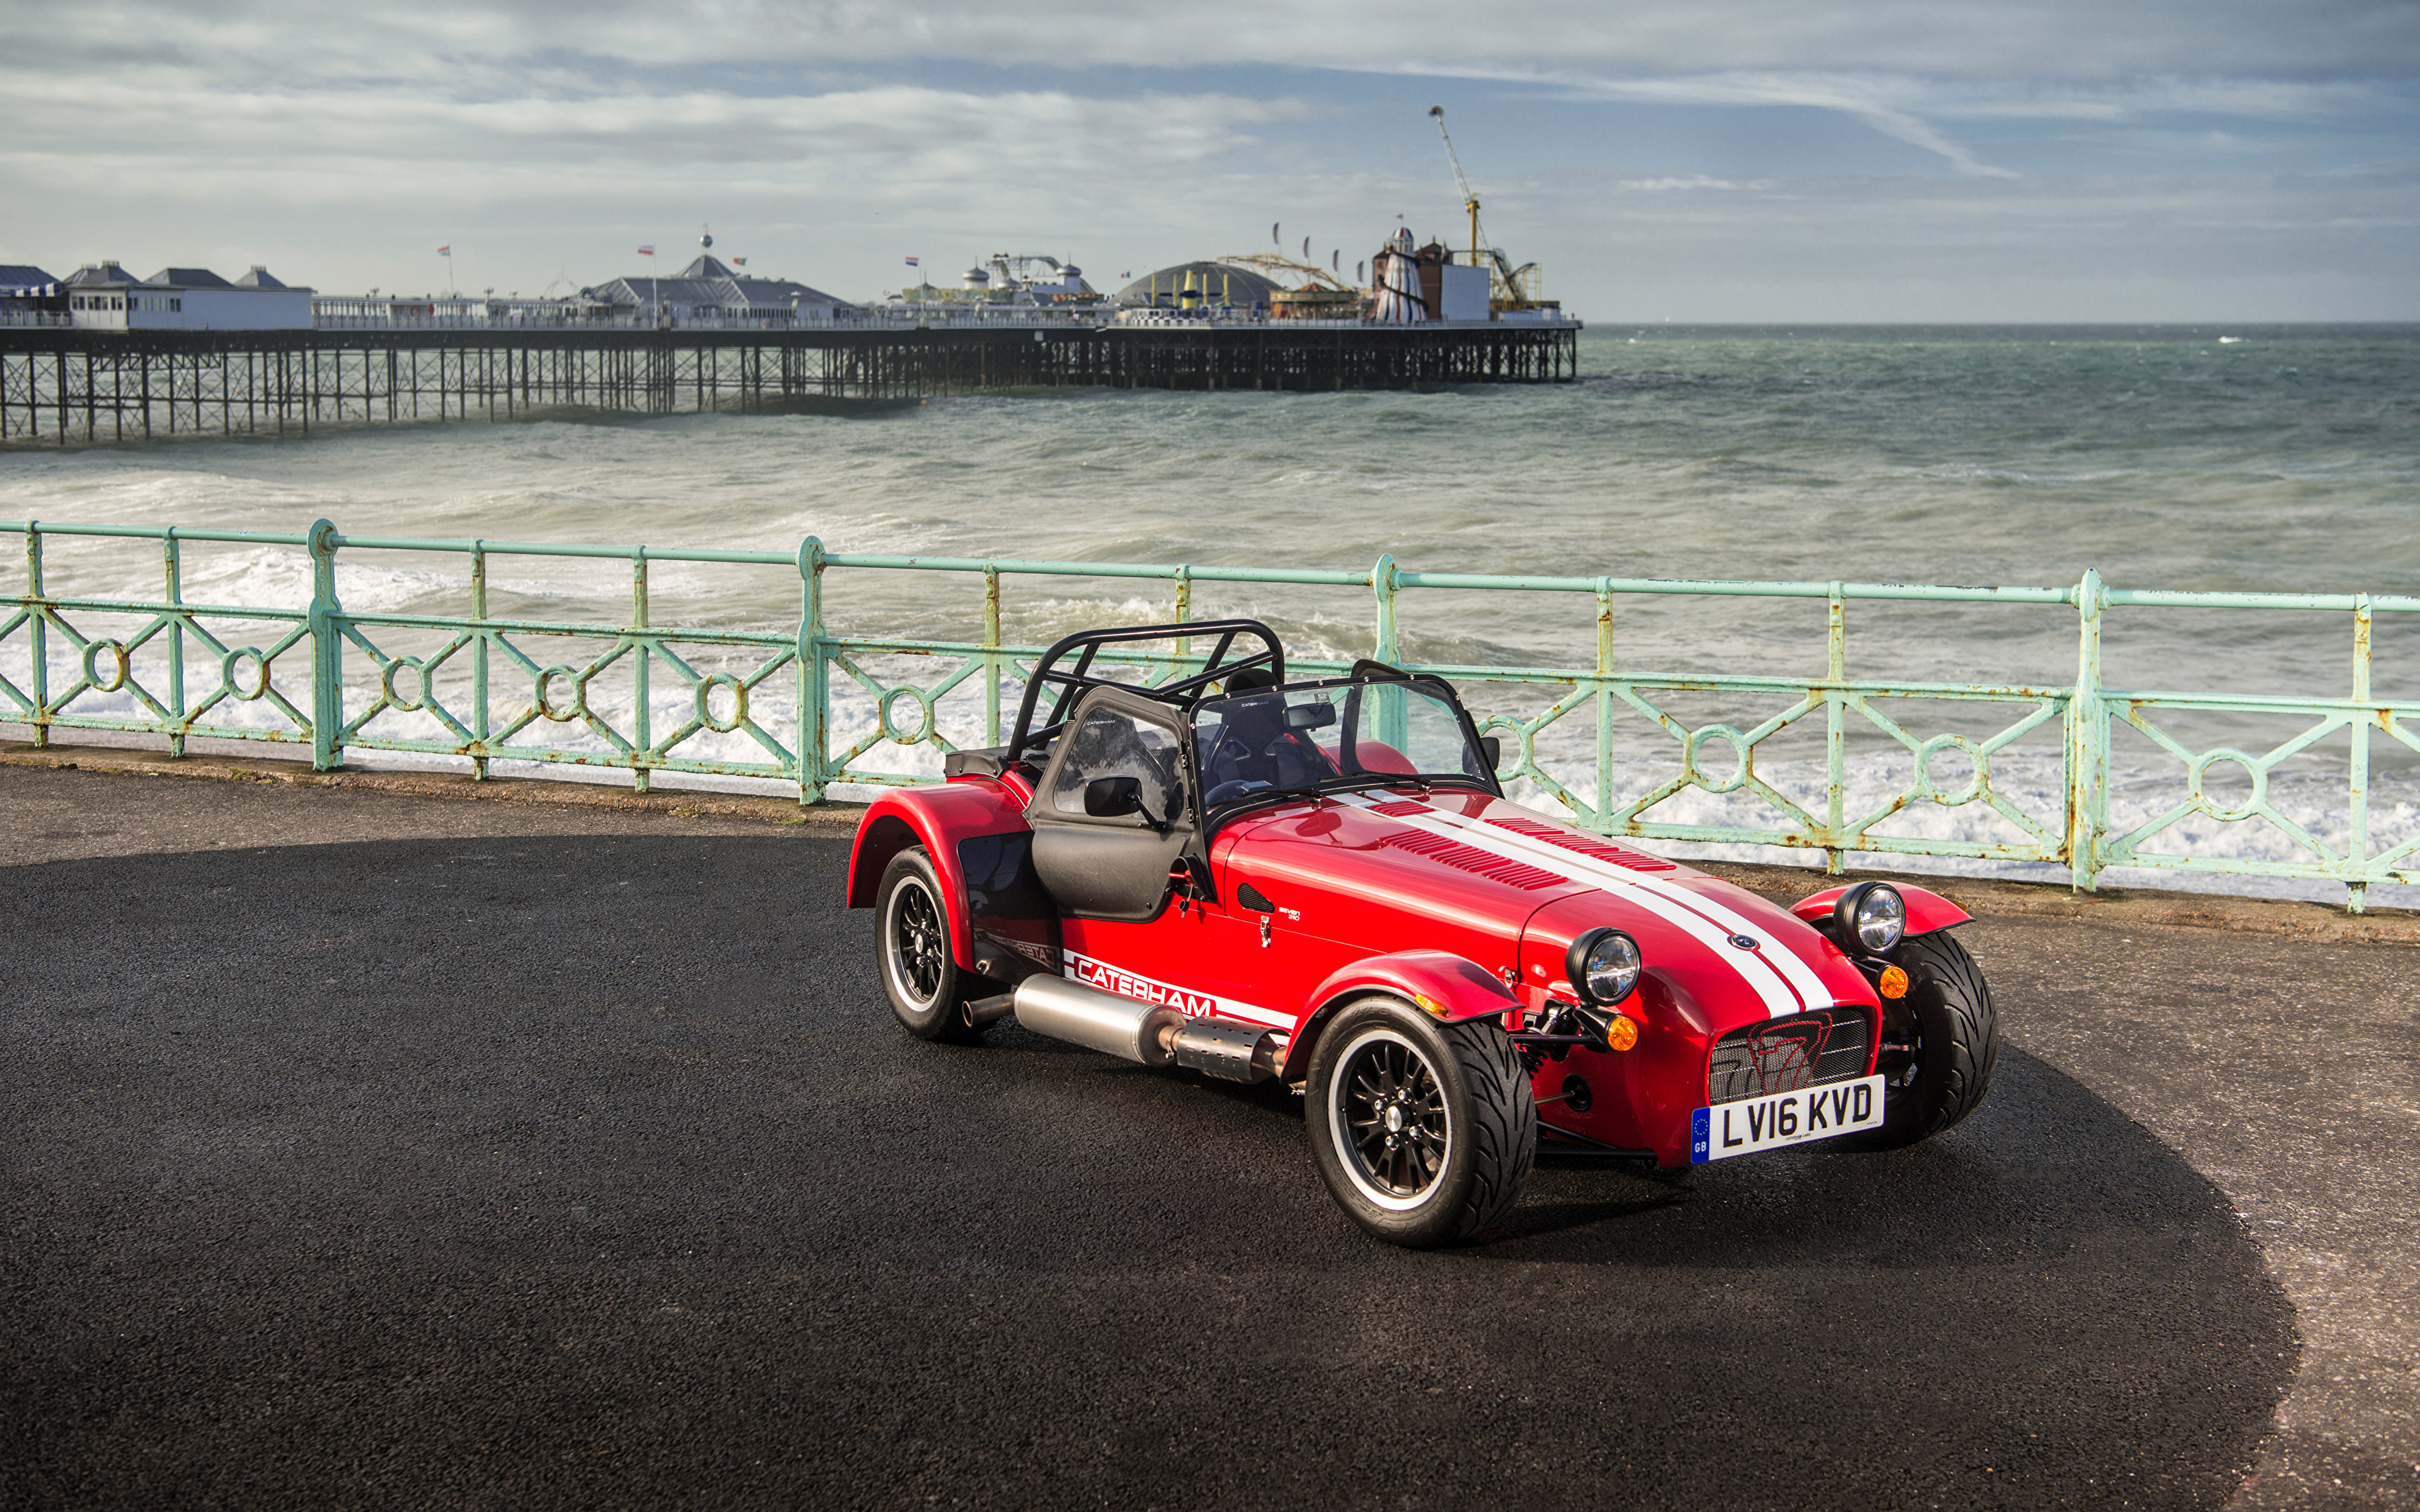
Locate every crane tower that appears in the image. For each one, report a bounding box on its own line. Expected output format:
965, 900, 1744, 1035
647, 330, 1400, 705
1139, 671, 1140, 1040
1426, 106, 1546, 312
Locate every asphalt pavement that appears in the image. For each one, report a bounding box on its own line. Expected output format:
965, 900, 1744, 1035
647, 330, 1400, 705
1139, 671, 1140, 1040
3, 763, 2414, 1509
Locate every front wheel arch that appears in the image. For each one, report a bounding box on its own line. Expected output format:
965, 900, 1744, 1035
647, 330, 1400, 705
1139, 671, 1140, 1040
1852, 929, 1996, 1148
1280, 951, 1525, 1084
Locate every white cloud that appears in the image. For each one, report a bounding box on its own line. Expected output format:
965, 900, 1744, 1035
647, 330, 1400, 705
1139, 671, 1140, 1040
1531, 71, 2022, 176
1620, 176, 1763, 193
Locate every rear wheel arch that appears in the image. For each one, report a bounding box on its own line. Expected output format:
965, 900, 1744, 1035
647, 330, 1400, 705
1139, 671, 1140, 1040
848, 813, 922, 909
875, 846, 988, 1045
848, 805, 991, 975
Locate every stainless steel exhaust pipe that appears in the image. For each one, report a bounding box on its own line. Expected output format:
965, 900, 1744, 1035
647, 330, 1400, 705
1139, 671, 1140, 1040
1011, 975, 1184, 1067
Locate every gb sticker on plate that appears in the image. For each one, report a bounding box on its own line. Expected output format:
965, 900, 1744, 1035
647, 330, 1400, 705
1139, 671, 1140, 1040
1690, 1074, 1886, 1163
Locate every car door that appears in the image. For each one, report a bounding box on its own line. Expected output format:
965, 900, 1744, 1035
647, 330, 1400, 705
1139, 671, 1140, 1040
1028, 686, 1196, 920
1026, 689, 1213, 992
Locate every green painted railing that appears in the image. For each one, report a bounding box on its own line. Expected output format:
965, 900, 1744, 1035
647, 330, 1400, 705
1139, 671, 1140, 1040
5, 517, 2415, 912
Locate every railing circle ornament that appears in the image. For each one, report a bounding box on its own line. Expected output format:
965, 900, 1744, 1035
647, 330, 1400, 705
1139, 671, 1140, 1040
221, 646, 272, 701
81, 638, 132, 693
696, 673, 748, 734
534, 665, 585, 722
381, 656, 431, 712
2188, 748, 2269, 823
1683, 723, 1753, 794
878, 685, 933, 745
1915, 732, 1988, 806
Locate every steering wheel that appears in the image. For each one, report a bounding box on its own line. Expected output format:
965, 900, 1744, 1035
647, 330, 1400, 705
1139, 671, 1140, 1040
1205, 726, 1262, 782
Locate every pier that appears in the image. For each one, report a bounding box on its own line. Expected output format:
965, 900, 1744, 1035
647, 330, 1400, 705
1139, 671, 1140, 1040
0, 321, 1579, 444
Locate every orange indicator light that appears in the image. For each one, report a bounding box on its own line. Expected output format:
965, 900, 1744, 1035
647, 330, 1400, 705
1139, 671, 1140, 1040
1879, 965, 1910, 999
1606, 1015, 1639, 1052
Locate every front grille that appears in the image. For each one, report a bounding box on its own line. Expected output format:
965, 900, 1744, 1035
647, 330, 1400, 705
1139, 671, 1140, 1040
1707, 1007, 1876, 1105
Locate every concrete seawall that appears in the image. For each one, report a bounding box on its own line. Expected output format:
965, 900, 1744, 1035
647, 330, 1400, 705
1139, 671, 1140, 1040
3, 748, 2413, 1507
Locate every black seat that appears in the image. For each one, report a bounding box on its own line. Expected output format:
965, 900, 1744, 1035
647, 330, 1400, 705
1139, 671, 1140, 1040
1202, 674, 1335, 796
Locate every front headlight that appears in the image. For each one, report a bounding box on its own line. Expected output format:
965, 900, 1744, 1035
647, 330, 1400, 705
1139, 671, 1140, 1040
1565, 928, 1642, 1006
1835, 882, 1906, 954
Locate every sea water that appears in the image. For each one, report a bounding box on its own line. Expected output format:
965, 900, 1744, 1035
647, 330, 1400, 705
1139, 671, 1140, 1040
4, 324, 2416, 902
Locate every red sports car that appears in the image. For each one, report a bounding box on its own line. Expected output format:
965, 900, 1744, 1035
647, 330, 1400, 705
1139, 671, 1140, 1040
847, 622, 1996, 1247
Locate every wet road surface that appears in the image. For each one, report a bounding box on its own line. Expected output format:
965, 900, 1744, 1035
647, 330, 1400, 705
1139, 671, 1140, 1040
1, 767, 2404, 1508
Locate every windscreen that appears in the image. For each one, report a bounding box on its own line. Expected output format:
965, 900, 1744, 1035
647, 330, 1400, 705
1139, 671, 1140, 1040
1194, 680, 1489, 806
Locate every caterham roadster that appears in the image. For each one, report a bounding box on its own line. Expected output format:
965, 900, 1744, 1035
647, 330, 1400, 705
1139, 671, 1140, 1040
848, 622, 1995, 1247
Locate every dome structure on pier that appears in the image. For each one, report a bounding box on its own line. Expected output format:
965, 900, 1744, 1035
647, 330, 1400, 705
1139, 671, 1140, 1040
1115, 261, 1282, 309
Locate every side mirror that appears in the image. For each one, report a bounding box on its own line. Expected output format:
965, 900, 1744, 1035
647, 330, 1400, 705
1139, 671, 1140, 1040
1480, 735, 1502, 769
1084, 775, 1145, 818
1284, 702, 1337, 731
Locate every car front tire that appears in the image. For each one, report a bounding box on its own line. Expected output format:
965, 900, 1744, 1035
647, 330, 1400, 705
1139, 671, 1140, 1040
1305, 996, 1536, 1247
1852, 929, 1996, 1148
877, 847, 986, 1044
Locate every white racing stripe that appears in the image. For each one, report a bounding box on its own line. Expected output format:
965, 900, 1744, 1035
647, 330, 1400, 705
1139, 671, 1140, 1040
1338, 794, 1827, 1019
1419, 803, 1838, 1014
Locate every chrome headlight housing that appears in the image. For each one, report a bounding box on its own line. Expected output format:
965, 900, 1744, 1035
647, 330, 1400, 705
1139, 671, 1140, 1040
1565, 927, 1642, 1007
1835, 881, 1906, 954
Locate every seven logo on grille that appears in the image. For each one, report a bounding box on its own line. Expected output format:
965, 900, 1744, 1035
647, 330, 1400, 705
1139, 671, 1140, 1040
1708, 1007, 1876, 1104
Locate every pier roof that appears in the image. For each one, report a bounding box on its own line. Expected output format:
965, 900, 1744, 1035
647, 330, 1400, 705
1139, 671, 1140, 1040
582, 263, 847, 314
59, 263, 312, 294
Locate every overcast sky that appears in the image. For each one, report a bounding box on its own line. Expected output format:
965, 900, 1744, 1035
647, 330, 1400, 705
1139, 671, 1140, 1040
3, 1, 2415, 320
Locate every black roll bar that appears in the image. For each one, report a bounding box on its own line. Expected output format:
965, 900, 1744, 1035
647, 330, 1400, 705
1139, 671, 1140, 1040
1004, 619, 1284, 766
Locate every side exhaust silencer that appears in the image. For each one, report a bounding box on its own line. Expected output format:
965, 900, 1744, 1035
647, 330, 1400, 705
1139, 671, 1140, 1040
1168, 1017, 1281, 1083
1011, 975, 1185, 1065
1010, 975, 1279, 1083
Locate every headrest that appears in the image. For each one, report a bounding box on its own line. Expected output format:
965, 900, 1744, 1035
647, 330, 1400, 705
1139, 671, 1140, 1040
1223, 667, 1279, 693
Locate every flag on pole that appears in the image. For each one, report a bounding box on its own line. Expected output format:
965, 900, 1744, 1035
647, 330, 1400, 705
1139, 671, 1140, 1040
637, 244, 655, 256
904, 256, 919, 266
437, 246, 451, 256
731, 256, 747, 266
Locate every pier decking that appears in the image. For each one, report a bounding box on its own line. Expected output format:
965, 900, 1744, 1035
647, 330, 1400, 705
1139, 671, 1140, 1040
0, 322, 1579, 444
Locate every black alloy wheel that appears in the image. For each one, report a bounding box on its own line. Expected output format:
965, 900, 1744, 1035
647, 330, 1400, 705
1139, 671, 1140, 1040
1305, 996, 1535, 1248
877, 847, 984, 1044
1340, 1033, 1450, 1198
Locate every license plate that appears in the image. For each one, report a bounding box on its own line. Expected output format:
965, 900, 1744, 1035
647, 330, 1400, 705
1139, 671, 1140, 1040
1690, 1074, 1886, 1163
